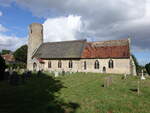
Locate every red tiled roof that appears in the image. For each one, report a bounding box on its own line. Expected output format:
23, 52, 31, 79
2, 54, 15, 62
81, 39, 130, 58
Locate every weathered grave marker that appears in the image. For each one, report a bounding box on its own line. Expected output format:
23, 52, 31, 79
141, 69, 146, 80
124, 73, 127, 80
54, 71, 59, 77
104, 76, 112, 88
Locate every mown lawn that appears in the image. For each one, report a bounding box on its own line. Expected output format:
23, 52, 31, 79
0, 72, 150, 113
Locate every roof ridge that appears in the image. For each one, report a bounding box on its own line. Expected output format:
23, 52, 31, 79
43, 39, 87, 44
90, 38, 129, 43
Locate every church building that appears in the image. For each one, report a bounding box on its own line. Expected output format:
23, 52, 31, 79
27, 23, 137, 75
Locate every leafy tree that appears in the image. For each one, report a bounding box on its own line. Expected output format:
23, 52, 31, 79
0, 55, 6, 81
145, 63, 150, 75
1, 49, 12, 55
13, 45, 28, 64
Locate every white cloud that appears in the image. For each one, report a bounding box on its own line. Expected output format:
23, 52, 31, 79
0, 25, 27, 51
0, 11, 2, 16
1, 0, 150, 52
0, 33, 27, 51
0, 0, 14, 7
0, 24, 7, 32
14, 0, 150, 51
43, 15, 83, 42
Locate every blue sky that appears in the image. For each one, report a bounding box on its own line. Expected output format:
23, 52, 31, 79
0, 0, 150, 65
0, 3, 44, 37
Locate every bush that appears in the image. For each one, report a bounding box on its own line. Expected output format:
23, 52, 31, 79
0, 55, 6, 81
145, 63, 150, 75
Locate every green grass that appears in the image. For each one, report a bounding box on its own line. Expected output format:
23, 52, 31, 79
0, 73, 150, 113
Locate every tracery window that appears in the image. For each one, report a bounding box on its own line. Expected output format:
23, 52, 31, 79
58, 60, 62, 68
69, 60, 73, 68
84, 61, 86, 70
48, 61, 51, 68
108, 59, 114, 69
94, 60, 99, 69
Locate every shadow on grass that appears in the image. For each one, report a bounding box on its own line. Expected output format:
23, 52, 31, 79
129, 88, 138, 92
0, 72, 79, 113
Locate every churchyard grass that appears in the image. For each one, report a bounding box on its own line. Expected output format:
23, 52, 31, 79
0, 72, 150, 113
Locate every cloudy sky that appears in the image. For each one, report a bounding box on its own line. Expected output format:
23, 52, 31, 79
0, 0, 150, 65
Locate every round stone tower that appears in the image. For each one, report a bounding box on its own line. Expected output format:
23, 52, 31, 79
27, 23, 43, 70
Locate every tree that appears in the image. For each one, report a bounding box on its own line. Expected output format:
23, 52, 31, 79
131, 54, 145, 75
145, 63, 150, 75
1, 49, 12, 55
0, 55, 6, 81
13, 45, 28, 64
132, 54, 140, 74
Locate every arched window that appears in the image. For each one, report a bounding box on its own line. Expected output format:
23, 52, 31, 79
108, 59, 114, 69
103, 66, 106, 73
48, 61, 51, 68
69, 60, 73, 68
58, 60, 62, 68
33, 62, 37, 71
84, 61, 86, 70
94, 60, 99, 69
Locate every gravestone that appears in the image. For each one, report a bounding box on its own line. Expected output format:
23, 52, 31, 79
104, 76, 112, 87
122, 73, 127, 80
21, 70, 26, 83
9, 71, 19, 85
26, 71, 32, 80
8, 69, 13, 83
37, 70, 42, 78
62, 70, 65, 76
141, 70, 146, 80
54, 72, 59, 77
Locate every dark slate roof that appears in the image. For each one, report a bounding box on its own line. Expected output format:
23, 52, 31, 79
33, 40, 86, 59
